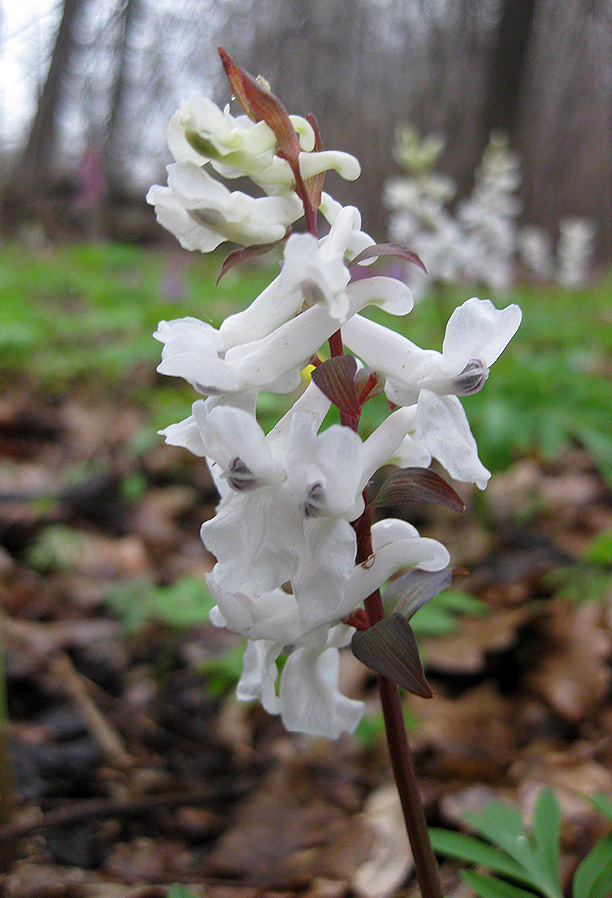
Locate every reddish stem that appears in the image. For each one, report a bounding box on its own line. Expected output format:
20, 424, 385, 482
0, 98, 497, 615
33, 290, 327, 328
328, 328, 344, 359
356, 498, 443, 897
363, 589, 443, 898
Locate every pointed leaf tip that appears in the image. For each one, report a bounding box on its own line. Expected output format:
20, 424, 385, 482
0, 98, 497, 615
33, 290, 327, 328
370, 467, 465, 512
351, 613, 432, 698
216, 241, 283, 284
349, 243, 428, 274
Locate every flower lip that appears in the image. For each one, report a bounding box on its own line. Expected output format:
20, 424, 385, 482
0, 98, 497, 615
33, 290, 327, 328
303, 482, 325, 517
452, 358, 489, 395
226, 457, 260, 491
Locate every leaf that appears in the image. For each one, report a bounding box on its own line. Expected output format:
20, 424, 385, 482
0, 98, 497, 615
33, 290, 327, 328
381, 567, 453, 618
589, 791, 612, 824
216, 241, 283, 284
311, 354, 361, 420
351, 613, 432, 698
572, 835, 612, 898
462, 870, 541, 898
580, 530, 612, 565
218, 47, 303, 180
465, 799, 563, 898
349, 242, 428, 274
429, 829, 530, 884
531, 789, 561, 891
369, 467, 465, 512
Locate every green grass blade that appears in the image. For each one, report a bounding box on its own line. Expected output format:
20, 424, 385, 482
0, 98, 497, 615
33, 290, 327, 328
572, 835, 612, 898
429, 829, 531, 885
531, 789, 562, 891
462, 870, 541, 898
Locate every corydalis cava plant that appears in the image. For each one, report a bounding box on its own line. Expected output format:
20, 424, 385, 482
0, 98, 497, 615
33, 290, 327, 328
149, 49, 521, 898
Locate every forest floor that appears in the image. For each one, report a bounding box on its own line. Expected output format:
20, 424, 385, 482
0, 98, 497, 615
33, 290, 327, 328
1, 380, 611, 898
0, 243, 611, 898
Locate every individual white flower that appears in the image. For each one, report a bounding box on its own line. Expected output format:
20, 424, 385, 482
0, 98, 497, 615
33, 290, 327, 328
359, 397, 491, 490
346, 518, 450, 609
208, 575, 363, 738
168, 93, 315, 174
154, 273, 412, 400
147, 162, 303, 252
169, 95, 274, 168
344, 297, 521, 406
343, 298, 521, 487
408, 391, 491, 489
217, 146, 362, 198
319, 193, 376, 262
218, 205, 365, 346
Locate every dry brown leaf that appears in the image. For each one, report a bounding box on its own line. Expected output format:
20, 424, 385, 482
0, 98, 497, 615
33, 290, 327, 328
205, 760, 347, 888
0, 860, 168, 897
132, 486, 196, 550
420, 606, 529, 674
525, 599, 611, 722
411, 682, 516, 778
352, 784, 412, 898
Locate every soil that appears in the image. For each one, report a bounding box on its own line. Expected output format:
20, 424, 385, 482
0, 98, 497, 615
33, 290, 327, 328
1, 385, 611, 898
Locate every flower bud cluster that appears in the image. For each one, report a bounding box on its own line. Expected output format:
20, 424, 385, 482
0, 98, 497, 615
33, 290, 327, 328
149, 55, 521, 738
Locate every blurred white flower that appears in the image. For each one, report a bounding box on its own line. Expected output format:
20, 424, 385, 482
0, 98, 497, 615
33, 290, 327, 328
557, 217, 596, 289
519, 226, 554, 281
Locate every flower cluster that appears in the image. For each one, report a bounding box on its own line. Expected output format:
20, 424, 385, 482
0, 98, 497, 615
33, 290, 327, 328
149, 52, 521, 738
386, 126, 596, 293
385, 129, 521, 296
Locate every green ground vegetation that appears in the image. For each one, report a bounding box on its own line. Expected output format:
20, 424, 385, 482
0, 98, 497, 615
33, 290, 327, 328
1, 242, 610, 485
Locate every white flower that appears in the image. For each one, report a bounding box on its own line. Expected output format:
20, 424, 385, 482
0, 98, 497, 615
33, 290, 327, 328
200, 404, 365, 628
208, 575, 363, 738
206, 509, 449, 738
344, 297, 521, 405
347, 519, 450, 608
218, 147, 362, 198
343, 298, 521, 487
154, 273, 412, 400
557, 217, 596, 289
168, 93, 315, 175
218, 205, 365, 346
147, 162, 303, 252
319, 194, 376, 262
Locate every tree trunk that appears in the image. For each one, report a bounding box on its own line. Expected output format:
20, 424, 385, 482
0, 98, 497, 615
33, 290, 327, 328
104, 0, 140, 195
8, 0, 87, 203
481, 0, 538, 141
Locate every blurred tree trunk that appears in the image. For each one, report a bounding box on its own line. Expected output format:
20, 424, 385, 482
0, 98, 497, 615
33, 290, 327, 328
481, 0, 538, 142
104, 0, 140, 195
517, 0, 612, 260
8, 0, 87, 204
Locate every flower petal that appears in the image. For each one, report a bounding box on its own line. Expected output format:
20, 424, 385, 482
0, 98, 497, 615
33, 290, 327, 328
442, 297, 522, 373
279, 646, 364, 737
415, 391, 491, 488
